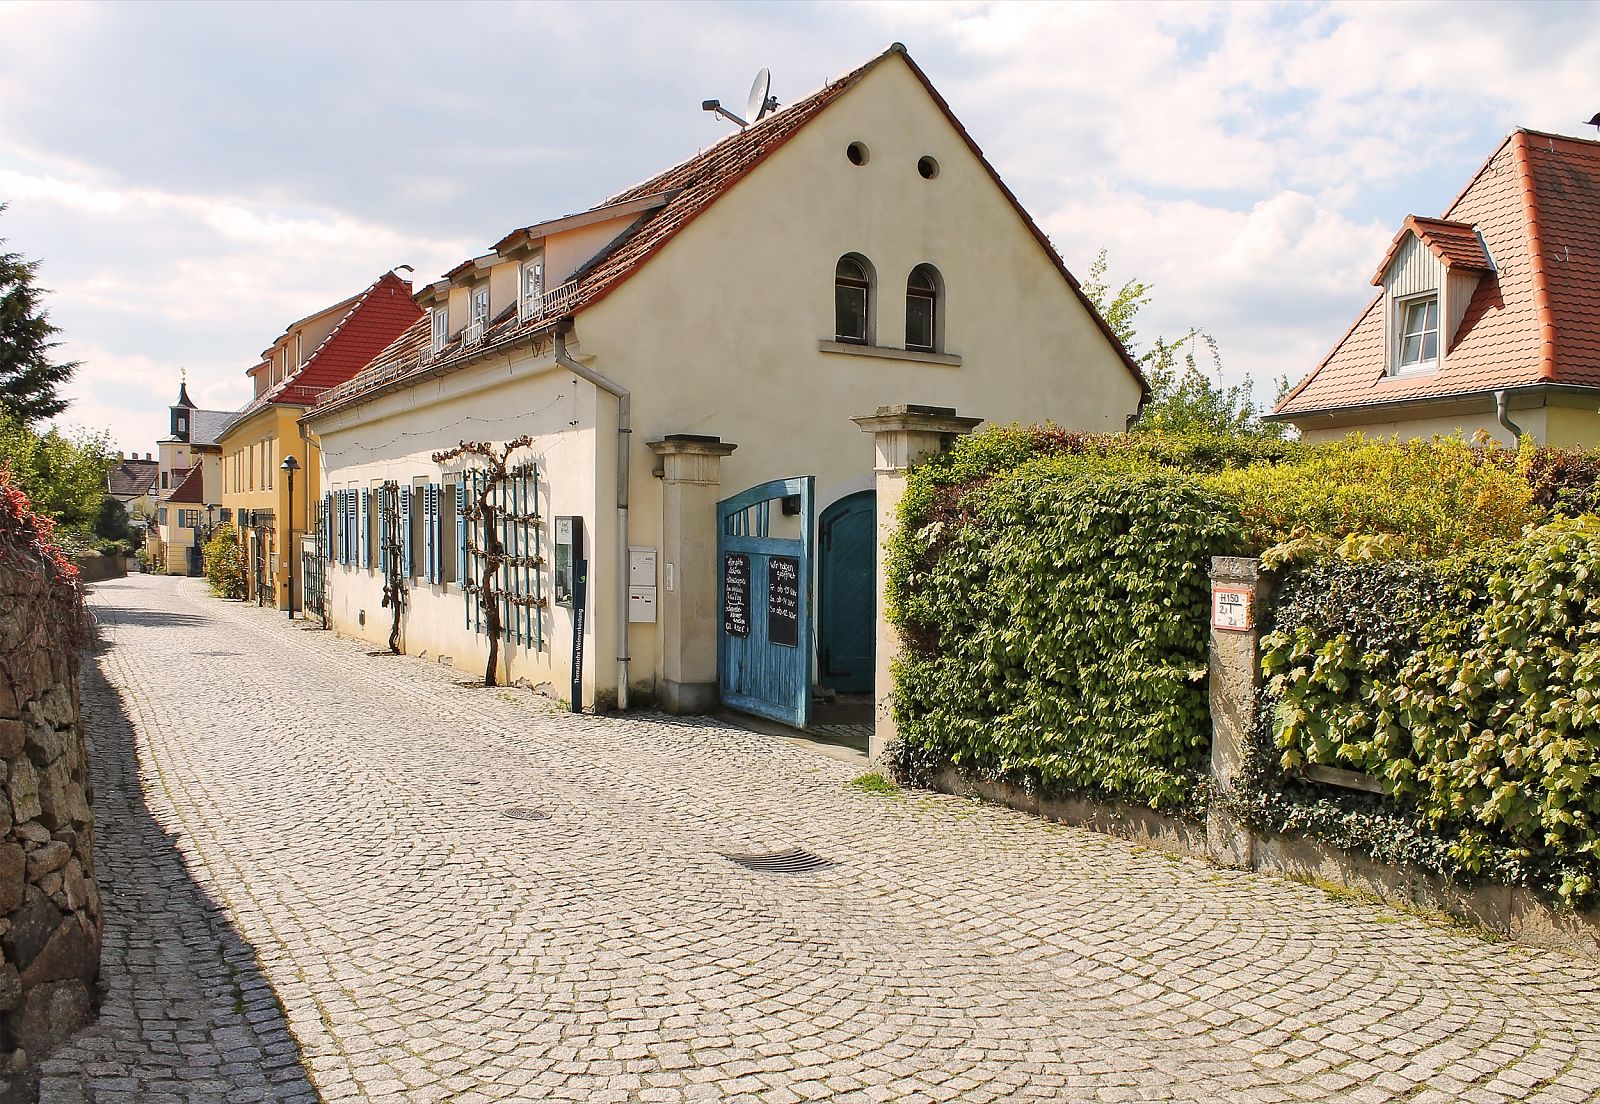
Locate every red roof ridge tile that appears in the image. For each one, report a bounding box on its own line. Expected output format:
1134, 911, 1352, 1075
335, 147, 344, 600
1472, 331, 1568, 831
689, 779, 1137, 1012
1369, 215, 1491, 286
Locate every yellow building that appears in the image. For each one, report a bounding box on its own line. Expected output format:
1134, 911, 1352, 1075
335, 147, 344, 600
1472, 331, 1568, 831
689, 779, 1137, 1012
1272, 128, 1600, 446
217, 271, 420, 606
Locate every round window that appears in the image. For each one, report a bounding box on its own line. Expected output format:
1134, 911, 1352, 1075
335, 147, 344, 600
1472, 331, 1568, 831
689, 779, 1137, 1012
847, 141, 870, 166
917, 155, 940, 179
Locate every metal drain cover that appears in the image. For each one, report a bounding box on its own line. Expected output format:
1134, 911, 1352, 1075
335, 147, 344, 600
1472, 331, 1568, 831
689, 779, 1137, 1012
502, 807, 550, 821
719, 848, 835, 874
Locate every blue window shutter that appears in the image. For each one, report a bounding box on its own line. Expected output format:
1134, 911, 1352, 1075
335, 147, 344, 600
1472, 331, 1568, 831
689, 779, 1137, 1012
400, 485, 412, 578
347, 490, 357, 566
337, 491, 347, 565
430, 484, 442, 584
359, 489, 370, 568
456, 479, 468, 589
423, 484, 434, 585
324, 494, 334, 561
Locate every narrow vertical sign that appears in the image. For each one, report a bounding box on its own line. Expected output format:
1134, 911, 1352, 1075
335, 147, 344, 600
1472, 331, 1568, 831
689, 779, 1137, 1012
768, 555, 800, 647
723, 553, 750, 637
570, 557, 588, 712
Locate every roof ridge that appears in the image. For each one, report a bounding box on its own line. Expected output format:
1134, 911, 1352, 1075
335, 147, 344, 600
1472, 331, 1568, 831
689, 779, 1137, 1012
1511, 130, 1558, 382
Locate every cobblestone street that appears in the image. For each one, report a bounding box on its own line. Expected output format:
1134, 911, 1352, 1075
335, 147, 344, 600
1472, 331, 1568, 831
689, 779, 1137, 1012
42, 575, 1600, 1102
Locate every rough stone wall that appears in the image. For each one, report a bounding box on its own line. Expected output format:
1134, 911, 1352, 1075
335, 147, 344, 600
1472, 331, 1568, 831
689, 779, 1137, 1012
0, 545, 98, 1090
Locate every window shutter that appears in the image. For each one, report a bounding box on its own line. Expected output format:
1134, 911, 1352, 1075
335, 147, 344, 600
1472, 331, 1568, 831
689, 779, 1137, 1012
427, 484, 440, 584
346, 490, 358, 566
359, 489, 370, 568
422, 484, 434, 585
324, 494, 334, 561
336, 491, 345, 565
400, 485, 412, 578
379, 489, 390, 576
456, 478, 468, 588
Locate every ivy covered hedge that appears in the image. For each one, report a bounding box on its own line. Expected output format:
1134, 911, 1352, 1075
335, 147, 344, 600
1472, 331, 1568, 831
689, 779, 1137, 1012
1251, 519, 1600, 906
887, 426, 1600, 886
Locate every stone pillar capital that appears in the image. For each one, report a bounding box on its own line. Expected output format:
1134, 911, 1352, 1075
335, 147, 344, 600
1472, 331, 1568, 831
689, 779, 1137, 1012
852, 405, 983, 475
648, 435, 738, 486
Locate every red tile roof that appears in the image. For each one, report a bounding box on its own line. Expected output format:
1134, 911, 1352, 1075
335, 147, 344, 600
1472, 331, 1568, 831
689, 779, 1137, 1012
1369, 216, 1490, 285
167, 465, 205, 504
312, 44, 1144, 418
224, 272, 422, 429
1277, 129, 1600, 419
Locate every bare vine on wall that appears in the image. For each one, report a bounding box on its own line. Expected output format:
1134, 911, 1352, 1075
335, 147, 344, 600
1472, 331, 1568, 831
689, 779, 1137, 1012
432, 435, 536, 687
378, 481, 407, 655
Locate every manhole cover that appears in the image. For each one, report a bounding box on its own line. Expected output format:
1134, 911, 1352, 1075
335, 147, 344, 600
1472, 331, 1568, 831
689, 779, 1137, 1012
719, 848, 835, 874
502, 807, 550, 821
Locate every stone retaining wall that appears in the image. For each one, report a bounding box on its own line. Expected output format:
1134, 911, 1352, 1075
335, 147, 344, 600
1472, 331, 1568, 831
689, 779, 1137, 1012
0, 550, 99, 1095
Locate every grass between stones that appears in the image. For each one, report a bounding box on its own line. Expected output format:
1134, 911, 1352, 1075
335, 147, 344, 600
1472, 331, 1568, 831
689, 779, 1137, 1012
849, 772, 902, 797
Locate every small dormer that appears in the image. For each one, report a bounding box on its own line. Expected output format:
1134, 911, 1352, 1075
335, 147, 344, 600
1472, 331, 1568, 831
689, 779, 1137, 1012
1372, 216, 1495, 377
170, 378, 195, 440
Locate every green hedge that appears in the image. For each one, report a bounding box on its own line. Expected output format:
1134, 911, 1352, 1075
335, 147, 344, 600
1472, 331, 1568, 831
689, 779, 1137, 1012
1253, 518, 1600, 907
888, 456, 1244, 811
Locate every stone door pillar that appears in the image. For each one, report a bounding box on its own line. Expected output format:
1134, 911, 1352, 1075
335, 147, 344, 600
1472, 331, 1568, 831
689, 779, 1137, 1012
1206, 556, 1271, 868
852, 405, 983, 765
648, 434, 738, 714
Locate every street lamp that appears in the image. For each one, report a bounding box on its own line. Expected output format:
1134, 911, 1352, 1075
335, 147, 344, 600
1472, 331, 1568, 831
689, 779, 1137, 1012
281, 454, 300, 619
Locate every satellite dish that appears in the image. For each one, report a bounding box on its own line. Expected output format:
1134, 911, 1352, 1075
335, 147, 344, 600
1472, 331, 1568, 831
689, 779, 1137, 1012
746, 67, 773, 124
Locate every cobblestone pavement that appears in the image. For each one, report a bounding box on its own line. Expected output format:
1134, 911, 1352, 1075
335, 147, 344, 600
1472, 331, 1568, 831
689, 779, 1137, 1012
47, 575, 1600, 1102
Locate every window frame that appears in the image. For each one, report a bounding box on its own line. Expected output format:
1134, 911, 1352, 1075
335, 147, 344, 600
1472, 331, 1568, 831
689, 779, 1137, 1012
905, 264, 942, 353
834, 254, 873, 346
519, 259, 544, 322
431, 307, 449, 353
1392, 292, 1441, 375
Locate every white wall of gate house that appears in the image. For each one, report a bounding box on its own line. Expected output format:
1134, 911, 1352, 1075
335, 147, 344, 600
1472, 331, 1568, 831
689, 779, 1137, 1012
308, 49, 1143, 710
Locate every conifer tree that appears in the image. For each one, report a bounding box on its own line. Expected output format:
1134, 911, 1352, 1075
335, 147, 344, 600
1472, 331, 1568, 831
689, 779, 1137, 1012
0, 205, 78, 423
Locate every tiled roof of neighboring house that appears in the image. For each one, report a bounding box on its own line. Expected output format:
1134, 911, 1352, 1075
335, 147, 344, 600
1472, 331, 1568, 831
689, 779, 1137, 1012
1369, 217, 1491, 284
167, 465, 205, 504
223, 271, 423, 434
107, 458, 158, 502
312, 43, 1144, 418
1277, 129, 1600, 418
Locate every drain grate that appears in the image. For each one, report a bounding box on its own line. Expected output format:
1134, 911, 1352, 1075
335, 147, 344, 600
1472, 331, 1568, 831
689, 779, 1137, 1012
502, 807, 550, 821
194, 650, 242, 657
719, 848, 836, 874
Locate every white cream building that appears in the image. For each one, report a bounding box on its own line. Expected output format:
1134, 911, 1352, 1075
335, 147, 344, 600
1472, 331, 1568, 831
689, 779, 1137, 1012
303, 44, 1144, 721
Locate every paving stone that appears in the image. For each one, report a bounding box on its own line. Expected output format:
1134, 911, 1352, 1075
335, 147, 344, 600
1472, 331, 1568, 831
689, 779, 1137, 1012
37, 575, 1600, 1102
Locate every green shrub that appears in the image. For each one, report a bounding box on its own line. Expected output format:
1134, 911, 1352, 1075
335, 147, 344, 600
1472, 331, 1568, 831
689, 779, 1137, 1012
202, 525, 246, 599
890, 462, 1245, 810
1205, 435, 1540, 558
1258, 518, 1600, 906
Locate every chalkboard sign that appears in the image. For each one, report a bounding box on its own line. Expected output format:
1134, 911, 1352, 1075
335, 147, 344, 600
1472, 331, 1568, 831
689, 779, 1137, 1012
723, 553, 750, 637
768, 555, 801, 647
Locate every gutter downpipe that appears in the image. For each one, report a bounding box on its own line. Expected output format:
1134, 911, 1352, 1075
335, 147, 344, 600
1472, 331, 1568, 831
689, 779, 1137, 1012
1494, 389, 1524, 443
554, 329, 631, 710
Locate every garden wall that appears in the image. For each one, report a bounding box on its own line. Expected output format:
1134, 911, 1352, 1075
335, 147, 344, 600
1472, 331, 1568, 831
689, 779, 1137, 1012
0, 494, 99, 1095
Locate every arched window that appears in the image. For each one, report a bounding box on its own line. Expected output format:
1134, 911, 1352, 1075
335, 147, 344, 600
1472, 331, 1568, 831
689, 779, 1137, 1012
906, 264, 942, 352
835, 255, 872, 344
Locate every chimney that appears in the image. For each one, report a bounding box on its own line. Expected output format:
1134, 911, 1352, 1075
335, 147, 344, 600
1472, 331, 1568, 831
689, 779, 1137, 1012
145, 452, 152, 461
117, 451, 125, 462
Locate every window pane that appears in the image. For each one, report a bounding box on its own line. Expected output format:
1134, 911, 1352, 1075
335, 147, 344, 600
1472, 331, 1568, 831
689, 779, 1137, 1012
835, 284, 867, 342
1400, 333, 1422, 365
1421, 331, 1437, 361
836, 257, 865, 282
1423, 298, 1438, 329
907, 295, 934, 350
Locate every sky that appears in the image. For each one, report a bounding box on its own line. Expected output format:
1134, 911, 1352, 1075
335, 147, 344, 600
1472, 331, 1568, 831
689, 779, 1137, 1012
1, 0, 1597, 454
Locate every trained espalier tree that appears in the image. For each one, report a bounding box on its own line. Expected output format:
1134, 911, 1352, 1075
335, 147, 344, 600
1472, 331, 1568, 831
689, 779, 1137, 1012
0, 206, 78, 424
378, 481, 406, 655
431, 435, 533, 687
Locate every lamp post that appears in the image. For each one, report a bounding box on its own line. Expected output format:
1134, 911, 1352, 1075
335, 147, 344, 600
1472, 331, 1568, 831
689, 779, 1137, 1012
281, 455, 300, 619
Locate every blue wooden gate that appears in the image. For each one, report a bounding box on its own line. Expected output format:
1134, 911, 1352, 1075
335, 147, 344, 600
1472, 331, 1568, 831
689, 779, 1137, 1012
718, 476, 814, 727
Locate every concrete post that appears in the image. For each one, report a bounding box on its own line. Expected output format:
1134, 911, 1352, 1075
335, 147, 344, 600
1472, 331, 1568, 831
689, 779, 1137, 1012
1206, 556, 1271, 868
648, 434, 738, 714
852, 405, 983, 766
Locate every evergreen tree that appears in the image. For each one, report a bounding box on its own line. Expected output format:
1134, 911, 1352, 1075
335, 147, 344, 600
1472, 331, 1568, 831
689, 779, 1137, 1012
0, 205, 78, 423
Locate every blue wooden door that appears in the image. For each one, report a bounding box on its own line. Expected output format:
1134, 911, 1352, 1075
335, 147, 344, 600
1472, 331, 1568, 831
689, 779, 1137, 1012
818, 491, 876, 693
718, 477, 814, 727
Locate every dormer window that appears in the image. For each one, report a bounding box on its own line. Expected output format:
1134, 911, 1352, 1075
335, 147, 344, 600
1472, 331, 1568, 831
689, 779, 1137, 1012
430, 307, 448, 353
1396, 294, 1439, 372
519, 261, 544, 321
467, 286, 490, 344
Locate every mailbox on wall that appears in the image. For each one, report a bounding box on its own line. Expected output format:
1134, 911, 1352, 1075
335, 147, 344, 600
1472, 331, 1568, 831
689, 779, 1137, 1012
554, 516, 583, 608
